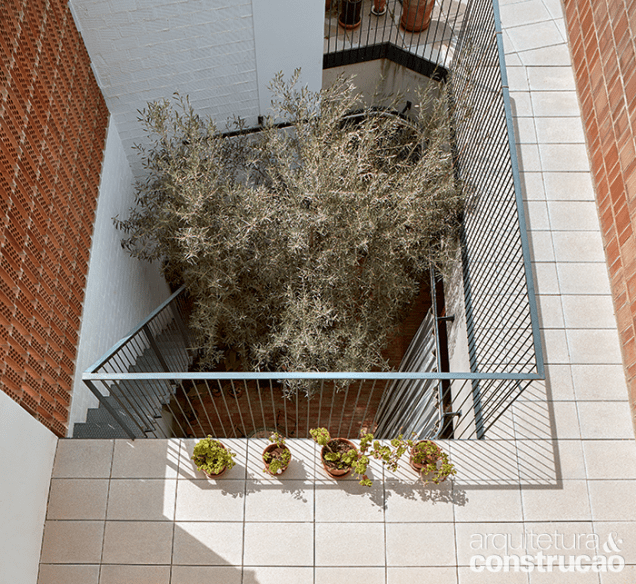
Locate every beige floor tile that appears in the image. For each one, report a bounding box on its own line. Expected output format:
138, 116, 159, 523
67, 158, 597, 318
507, 20, 563, 53
455, 486, 523, 522
547, 201, 599, 231
542, 329, 570, 364
246, 438, 315, 481
99, 565, 170, 584
315, 567, 384, 584
556, 263, 611, 295
450, 441, 520, 486
525, 200, 550, 229
552, 231, 606, 262
515, 401, 580, 440
517, 439, 586, 482
529, 232, 555, 262
545, 365, 576, 401
588, 480, 636, 521
543, 172, 595, 202
515, 117, 538, 143
245, 567, 315, 584
455, 522, 527, 566
315, 522, 384, 566
315, 480, 384, 522
526, 66, 576, 91
107, 479, 177, 520
510, 91, 534, 116
600, 564, 636, 583
47, 479, 109, 520
499, 1, 552, 27
111, 439, 179, 479
583, 441, 636, 479
384, 479, 455, 522
387, 523, 456, 566
52, 440, 113, 479
561, 296, 617, 329
570, 365, 629, 400
244, 522, 314, 566
529, 571, 601, 584
171, 566, 242, 584
566, 329, 623, 364
539, 144, 590, 172
593, 523, 636, 563
522, 480, 591, 521
173, 522, 243, 566
533, 263, 560, 294
458, 567, 529, 583
244, 480, 314, 521
40, 521, 104, 564
102, 521, 173, 564
531, 91, 580, 117
577, 402, 635, 440
178, 438, 247, 480
519, 171, 546, 200
388, 567, 458, 584
507, 66, 529, 91
37, 564, 99, 584
518, 143, 542, 172
536, 295, 564, 328
520, 44, 572, 67
175, 479, 244, 521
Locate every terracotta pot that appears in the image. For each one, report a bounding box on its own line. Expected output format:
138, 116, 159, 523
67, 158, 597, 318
400, 0, 435, 32
372, 0, 387, 15
409, 440, 442, 474
339, 0, 363, 29
262, 443, 291, 476
326, 0, 331, 10
196, 441, 228, 479
320, 438, 357, 478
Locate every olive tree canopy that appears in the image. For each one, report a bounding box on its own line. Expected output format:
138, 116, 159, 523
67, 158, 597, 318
116, 72, 463, 375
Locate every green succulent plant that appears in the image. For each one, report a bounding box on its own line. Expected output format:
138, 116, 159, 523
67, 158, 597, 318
191, 436, 236, 476
263, 432, 292, 475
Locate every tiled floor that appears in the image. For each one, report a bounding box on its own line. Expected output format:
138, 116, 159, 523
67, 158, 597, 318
38, 0, 636, 582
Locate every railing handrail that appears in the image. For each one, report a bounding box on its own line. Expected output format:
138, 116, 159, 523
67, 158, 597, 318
83, 285, 187, 375
84, 371, 543, 381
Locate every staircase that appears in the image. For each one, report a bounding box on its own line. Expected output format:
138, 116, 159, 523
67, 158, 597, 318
73, 326, 187, 439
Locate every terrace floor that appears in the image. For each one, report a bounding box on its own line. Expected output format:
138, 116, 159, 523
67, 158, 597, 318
37, 0, 636, 581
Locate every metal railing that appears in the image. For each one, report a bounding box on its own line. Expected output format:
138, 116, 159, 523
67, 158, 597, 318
82, 286, 192, 439
81, 0, 544, 441
323, 0, 467, 77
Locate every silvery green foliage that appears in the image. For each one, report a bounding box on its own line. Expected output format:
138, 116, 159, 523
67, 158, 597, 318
116, 71, 463, 381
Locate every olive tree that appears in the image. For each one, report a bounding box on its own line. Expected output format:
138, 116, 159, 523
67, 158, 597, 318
116, 71, 464, 376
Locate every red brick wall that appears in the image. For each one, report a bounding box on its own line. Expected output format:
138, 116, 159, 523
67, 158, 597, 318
0, 0, 108, 436
563, 0, 636, 413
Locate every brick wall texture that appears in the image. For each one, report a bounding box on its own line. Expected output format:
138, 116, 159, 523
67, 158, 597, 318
0, 0, 108, 436
563, 0, 636, 411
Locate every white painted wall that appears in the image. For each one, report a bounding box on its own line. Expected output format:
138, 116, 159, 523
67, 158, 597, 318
69, 117, 170, 432
252, 0, 324, 116
0, 390, 57, 584
68, 0, 324, 176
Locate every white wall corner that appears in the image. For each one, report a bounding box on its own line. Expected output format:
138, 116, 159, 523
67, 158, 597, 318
252, 0, 324, 118
0, 391, 57, 584
69, 116, 170, 434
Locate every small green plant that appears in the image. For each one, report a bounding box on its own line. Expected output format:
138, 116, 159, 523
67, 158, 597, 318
410, 440, 456, 484
191, 436, 236, 476
263, 432, 292, 475
311, 428, 415, 487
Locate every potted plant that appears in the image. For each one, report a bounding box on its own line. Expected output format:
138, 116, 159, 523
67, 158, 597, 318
310, 428, 369, 484
191, 436, 237, 479
338, 0, 363, 29
262, 432, 292, 476
400, 0, 435, 32
371, 0, 387, 16
409, 439, 456, 484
